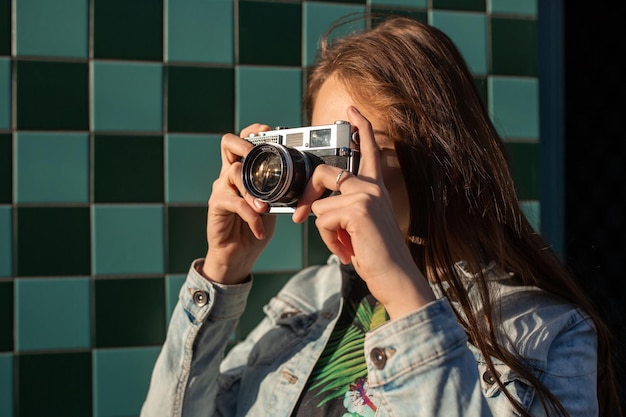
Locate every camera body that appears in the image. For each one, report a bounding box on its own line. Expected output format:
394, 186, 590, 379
242, 120, 359, 213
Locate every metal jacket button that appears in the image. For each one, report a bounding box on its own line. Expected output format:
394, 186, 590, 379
192, 290, 208, 307
482, 370, 497, 385
370, 347, 387, 369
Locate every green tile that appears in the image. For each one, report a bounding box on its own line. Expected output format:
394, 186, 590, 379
0, 354, 12, 415
503, 141, 539, 201
15, 277, 90, 351
167, 0, 233, 64
93, 205, 164, 275
306, 218, 331, 267
94, 277, 165, 347
94, 134, 164, 203
16, 352, 92, 417
310, 0, 365, 3
431, 11, 487, 75
0, 207, 11, 277
93, 0, 163, 61
0, 134, 10, 203
433, 0, 485, 11
167, 206, 207, 274
489, 76, 538, 139
167, 66, 234, 133
303, 2, 365, 66
93, 347, 161, 417
166, 134, 221, 203
0, 58, 9, 129
93, 61, 163, 132
165, 274, 185, 323
16, 60, 88, 130
16, 132, 89, 203
491, 17, 537, 76
17, 207, 91, 276
236, 66, 302, 130
16, 0, 88, 58
0, 0, 9, 56
253, 215, 303, 273
370, 8, 428, 25
371, 0, 427, 6
473, 76, 488, 108
489, 0, 536, 16
238, 1, 302, 66
520, 200, 540, 232
0, 281, 12, 351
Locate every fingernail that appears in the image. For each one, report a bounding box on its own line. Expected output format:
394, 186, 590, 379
253, 198, 265, 210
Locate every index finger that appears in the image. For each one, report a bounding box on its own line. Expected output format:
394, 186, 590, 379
347, 106, 383, 181
220, 133, 254, 176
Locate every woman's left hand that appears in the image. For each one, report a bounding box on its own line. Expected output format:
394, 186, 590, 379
292, 106, 435, 319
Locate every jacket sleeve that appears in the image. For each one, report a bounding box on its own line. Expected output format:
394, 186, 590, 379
140, 259, 252, 417
364, 298, 494, 417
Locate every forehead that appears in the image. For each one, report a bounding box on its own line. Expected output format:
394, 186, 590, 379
311, 75, 355, 125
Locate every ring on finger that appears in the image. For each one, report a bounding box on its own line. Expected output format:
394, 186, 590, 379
335, 169, 347, 191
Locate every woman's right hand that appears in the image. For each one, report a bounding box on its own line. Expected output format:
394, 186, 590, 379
201, 124, 277, 285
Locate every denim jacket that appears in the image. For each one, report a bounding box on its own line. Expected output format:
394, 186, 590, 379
141, 256, 598, 417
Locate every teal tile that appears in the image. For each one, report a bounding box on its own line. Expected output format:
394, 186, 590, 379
503, 140, 539, 200
167, 66, 234, 133
433, 0, 485, 11
431, 11, 487, 75
0, 0, 9, 56
93, 205, 164, 275
16, 0, 88, 58
0, 207, 10, 277
16, 60, 88, 130
94, 0, 163, 61
0, 134, 10, 203
520, 200, 540, 232
167, 206, 207, 273
16, 132, 89, 203
0, 281, 12, 350
17, 352, 92, 417
491, 17, 537, 76
370, 0, 427, 6
17, 207, 91, 276
93, 62, 163, 132
0, 354, 12, 416
166, 134, 221, 203
236, 66, 302, 130
93, 347, 161, 417
15, 277, 90, 351
94, 134, 164, 203
165, 274, 185, 323
489, 0, 536, 16
253, 215, 303, 273
94, 278, 165, 347
489, 76, 538, 139
303, 3, 365, 66
0, 58, 9, 129
167, 0, 233, 64
239, 1, 301, 66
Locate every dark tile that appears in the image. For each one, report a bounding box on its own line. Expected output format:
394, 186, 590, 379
433, 0, 485, 12
94, 277, 166, 347
167, 66, 234, 133
167, 206, 207, 273
0, 134, 11, 203
94, 135, 164, 203
491, 17, 538, 76
306, 219, 331, 267
310, 0, 365, 3
239, 1, 301, 66
94, 0, 163, 61
16, 61, 88, 130
0, 281, 13, 351
371, 9, 428, 25
504, 141, 538, 200
16, 352, 92, 417
0, 0, 9, 56
17, 207, 91, 276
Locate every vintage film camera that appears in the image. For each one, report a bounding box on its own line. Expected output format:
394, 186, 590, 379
241, 120, 359, 214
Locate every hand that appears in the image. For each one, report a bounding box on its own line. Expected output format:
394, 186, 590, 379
293, 107, 435, 319
202, 124, 277, 285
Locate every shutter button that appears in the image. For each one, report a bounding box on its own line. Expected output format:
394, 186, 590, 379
370, 347, 387, 369
192, 290, 208, 307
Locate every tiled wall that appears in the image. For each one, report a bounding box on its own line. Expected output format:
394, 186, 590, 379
0, 0, 539, 416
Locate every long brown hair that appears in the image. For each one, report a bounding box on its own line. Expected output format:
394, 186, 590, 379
305, 14, 622, 417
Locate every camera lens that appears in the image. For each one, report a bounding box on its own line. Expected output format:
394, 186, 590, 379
242, 144, 315, 205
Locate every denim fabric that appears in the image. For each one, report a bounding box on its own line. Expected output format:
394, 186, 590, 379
141, 256, 598, 417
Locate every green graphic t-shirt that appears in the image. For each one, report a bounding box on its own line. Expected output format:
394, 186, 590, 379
292, 264, 389, 416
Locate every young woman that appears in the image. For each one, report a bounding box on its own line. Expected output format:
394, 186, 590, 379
142, 16, 622, 417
